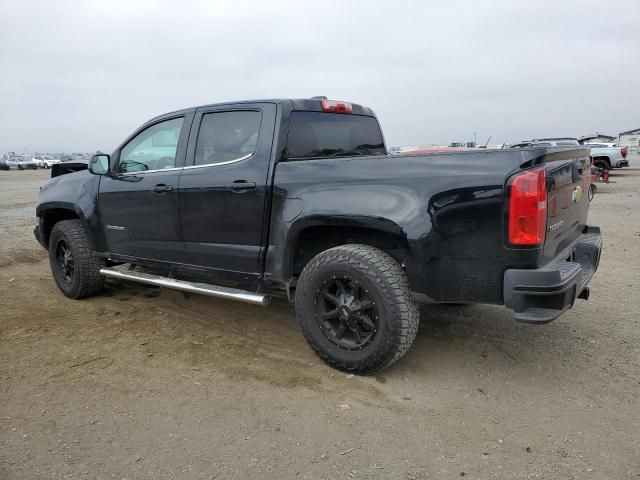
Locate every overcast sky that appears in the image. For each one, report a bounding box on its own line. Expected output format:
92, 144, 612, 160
1, 0, 638, 153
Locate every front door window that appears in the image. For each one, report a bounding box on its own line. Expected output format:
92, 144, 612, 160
118, 117, 184, 173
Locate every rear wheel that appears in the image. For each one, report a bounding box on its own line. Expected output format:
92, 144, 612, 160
594, 159, 610, 171
588, 183, 596, 201
295, 244, 419, 374
49, 220, 105, 299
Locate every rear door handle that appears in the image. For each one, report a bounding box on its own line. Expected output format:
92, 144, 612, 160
226, 181, 256, 192
151, 184, 173, 194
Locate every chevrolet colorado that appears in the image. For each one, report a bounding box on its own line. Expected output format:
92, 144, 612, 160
34, 98, 602, 373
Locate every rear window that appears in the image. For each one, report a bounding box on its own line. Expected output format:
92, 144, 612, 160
286, 111, 385, 160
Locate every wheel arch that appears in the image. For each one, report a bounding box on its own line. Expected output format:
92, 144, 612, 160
38, 204, 90, 248
592, 156, 612, 169
283, 217, 410, 282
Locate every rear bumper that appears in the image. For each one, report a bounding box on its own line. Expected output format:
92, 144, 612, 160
503, 226, 602, 324
615, 160, 629, 168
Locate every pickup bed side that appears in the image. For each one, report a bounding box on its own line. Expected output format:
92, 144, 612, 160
265, 147, 592, 306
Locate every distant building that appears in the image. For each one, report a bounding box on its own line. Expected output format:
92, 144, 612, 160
618, 128, 640, 152
578, 133, 616, 144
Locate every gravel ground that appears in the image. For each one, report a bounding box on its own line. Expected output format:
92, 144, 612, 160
0, 163, 639, 479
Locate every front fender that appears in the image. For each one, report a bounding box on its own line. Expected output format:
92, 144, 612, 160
36, 171, 105, 251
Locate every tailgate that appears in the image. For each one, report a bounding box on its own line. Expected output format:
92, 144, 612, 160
543, 148, 591, 263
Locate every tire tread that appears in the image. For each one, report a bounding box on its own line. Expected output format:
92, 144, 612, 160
295, 244, 419, 373
49, 220, 104, 299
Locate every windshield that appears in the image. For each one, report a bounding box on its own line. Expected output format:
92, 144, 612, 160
286, 111, 386, 160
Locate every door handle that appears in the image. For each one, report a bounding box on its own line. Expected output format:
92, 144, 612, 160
226, 181, 256, 192
151, 184, 174, 194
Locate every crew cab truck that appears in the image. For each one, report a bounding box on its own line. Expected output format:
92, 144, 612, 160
34, 98, 603, 373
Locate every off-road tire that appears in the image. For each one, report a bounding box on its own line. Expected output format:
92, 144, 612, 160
295, 244, 419, 374
49, 220, 105, 299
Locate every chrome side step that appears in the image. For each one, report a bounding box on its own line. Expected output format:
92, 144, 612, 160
99, 267, 269, 306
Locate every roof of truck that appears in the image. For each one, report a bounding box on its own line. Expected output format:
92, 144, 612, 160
147, 98, 377, 124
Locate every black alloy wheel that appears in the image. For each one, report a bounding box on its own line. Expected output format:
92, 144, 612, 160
55, 239, 75, 284
315, 274, 379, 351
295, 244, 420, 373
48, 219, 105, 299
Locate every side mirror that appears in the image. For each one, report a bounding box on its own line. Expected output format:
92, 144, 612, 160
89, 154, 110, 175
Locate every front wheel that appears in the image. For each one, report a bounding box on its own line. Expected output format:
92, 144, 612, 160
588, 183, 596, 201
295, 244, 419, 374
49, 220, 105, 299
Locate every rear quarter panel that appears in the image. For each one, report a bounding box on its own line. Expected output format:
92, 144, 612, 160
267, 150, 545, 304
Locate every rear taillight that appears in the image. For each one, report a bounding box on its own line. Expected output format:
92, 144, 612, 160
621, 147, 628, 158
508, 167, 547, 246
321, 99, 352, 114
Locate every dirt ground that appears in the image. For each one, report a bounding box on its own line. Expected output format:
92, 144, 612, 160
1, 164, 639, 480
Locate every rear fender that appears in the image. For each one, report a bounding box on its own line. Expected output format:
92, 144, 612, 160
264, 183, 420, 285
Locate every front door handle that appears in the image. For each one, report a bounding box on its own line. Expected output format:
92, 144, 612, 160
151, 184, 173, 194
226, 181, 256, 192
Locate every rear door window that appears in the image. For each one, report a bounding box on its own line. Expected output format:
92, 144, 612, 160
286, 112, 385, 160
194, 111, 262, 166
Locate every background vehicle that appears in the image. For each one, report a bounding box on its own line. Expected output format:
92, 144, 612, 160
31, 155, 46, 168
584, 143, 629, 170
33, 154, 62, 168
510, 137, 580, 148
19, 156, 38, 169
4, 156, 37, 170
512, 139, 629, 170
3, 158, 21, 169
34, 98, 602, 373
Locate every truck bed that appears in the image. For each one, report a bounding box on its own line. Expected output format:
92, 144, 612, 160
267, 146, 592, 305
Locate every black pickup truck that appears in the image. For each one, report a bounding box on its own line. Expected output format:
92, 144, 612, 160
35, 97, 602, 373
